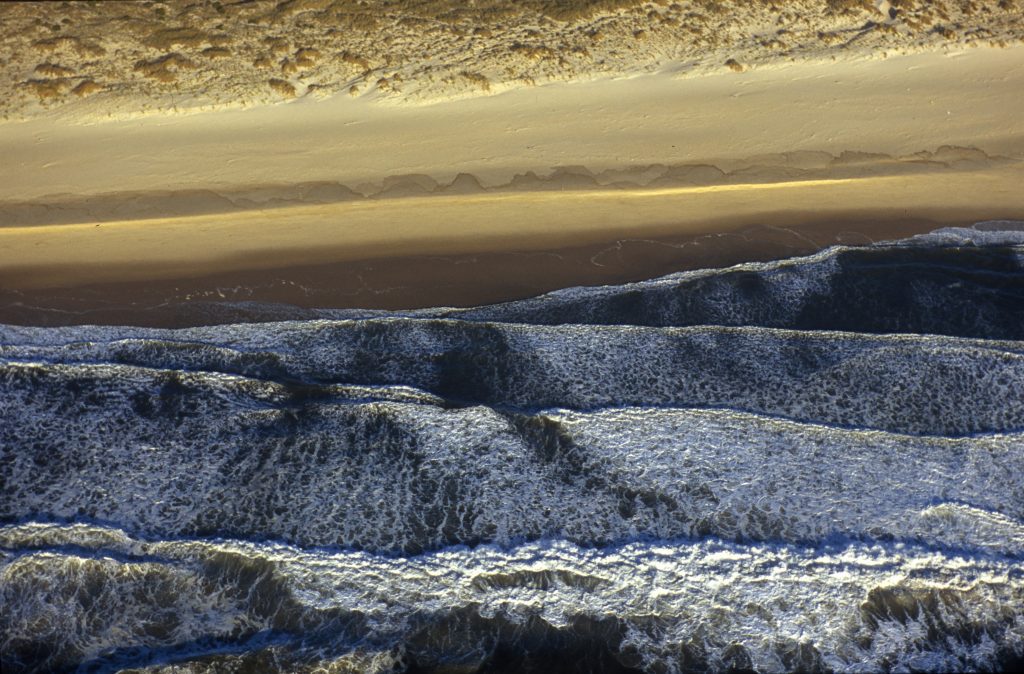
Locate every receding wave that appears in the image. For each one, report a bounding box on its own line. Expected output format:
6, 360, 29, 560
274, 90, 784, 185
2, 223, 1023, 672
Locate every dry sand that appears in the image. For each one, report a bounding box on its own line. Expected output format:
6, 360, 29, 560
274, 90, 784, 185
2, 0, 1021, 118
1, 1, 1023, 316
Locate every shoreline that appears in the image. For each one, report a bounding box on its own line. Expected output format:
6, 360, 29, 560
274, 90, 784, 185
0, 213, 1013, 329
1, 43, 1022, 322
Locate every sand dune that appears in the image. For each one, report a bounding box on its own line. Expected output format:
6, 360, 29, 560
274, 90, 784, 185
2, 0, 1021, 120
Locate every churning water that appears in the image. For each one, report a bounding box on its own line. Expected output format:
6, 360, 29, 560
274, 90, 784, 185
2, 224, 1023, 672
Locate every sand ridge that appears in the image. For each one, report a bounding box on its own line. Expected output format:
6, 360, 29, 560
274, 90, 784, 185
0, 146, 1013, 227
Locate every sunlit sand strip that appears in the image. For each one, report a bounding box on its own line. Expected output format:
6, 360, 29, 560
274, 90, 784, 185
2, 45, 1023, 204
3, 166, 1023, 290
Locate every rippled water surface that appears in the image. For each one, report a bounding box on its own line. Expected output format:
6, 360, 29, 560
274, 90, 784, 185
2, 224, 1023, 673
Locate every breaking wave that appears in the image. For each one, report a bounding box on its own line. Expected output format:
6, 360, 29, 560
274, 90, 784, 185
2, 223, 1023, 672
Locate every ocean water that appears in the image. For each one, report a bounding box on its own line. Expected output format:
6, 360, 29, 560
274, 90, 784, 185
2, 224, 1023, 673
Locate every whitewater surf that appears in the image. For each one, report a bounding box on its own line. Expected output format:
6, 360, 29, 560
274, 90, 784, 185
2, 225, 1023, 673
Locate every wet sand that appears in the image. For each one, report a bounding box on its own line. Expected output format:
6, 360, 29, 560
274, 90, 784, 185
0, 214, 994, 328
2, 162, 1023, 283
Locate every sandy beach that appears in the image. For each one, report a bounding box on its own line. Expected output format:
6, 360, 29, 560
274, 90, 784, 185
1, 0, 1023, 314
